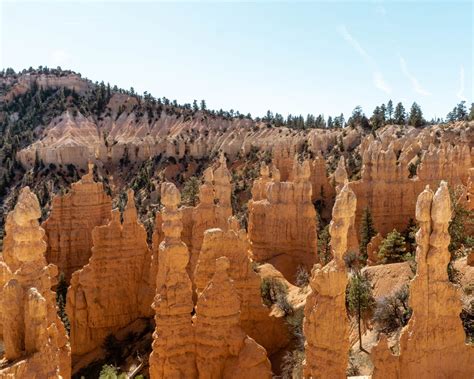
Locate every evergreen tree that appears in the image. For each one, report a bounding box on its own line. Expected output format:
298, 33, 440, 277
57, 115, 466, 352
181, 176, 200, 206
469, 103, 474, 121
408, 102, 424, 127
317, 225, 331, 265
348, 106, 369, 129
347, 272, 374, 352
455, 101, 468, 121
200, 99, 207, 111
359, 207, 377, 262
327, 116, 333, 128
378, 229, 407, 263
386, 99, 394, 123
394, 102, 406, 125
370, 106, 385, 130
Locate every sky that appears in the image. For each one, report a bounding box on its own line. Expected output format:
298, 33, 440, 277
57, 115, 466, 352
1, 1, 472, 120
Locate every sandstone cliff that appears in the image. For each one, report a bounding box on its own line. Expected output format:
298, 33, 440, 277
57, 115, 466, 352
372, 182, 474, 378
303, 182, 356, 378
351, 140, 472, 235
0, 187, 70, 379
66, 190, 151, 357
194, 257, 272, 379
43, 163, 112, 282
248, 160, 318, 281
149, 183, 197, 379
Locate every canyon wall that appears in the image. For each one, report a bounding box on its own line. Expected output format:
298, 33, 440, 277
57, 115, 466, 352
303, 182, 355, 378
43, 163, 112, 282
0, 187, 70, 378
372, 182, 474, 378
67, 190, 151, 357
351, 141, 472, 236
248, 160, 318, 281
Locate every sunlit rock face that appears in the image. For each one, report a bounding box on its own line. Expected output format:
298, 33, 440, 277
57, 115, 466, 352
372, 182, 474, 379
43, 163, 112, 282
248, 160, 318, 281
0, 187, 71, 378
303, 183, 356, 378
66, 190, 151, 358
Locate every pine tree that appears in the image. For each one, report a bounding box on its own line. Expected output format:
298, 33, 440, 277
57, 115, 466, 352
181, 176, 200, 206
394, 102, 406, 125
408, 102, 424, 127
317, 225, 332, 265
469, 103, 474, 121
386, 99, 394, 123
200, 99, 207, 111
359, 207, 377, 262
378, 229, 407, 263
347, 272, 374, 352
455, 101, 468, 121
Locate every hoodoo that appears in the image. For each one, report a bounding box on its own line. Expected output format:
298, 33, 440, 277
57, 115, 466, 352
0, 188, 70, 378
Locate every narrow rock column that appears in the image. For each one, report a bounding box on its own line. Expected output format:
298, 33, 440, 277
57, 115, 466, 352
149, 183, 197, 379
303, 182, 356, 378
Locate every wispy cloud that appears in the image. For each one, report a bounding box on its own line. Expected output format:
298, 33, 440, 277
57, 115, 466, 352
338, 25, 373, 66
399, 55, 431, 96
456, 65, 466, 101
338, 24, 391, 94
373, 71, 391, 94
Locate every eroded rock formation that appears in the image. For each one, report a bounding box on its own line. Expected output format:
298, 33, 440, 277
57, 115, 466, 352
149, 183, 197, 378
67, 190, 151, 357
194, 257, 271, 379
184, 157, 233, 280
303, 182, 355, 378
43, 163, 112, 281
351, 141, 472, 235
0, 187, 70, 378
372, 182, 474, 378
248, 160, 318, 281
194, 218, 289, 354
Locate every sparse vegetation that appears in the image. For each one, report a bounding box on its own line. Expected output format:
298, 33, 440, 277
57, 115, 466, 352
359, 207, 377, 264
373, 285, 412, 334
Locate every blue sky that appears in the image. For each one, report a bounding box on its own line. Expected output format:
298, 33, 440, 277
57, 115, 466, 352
1, 1, 472, 120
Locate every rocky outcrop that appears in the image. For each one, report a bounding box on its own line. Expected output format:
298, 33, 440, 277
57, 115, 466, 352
248, 160, 318, 281
43, 163, 112, 281
67, 190, 151, 357
194, 257, 272, 379
372, 182, 474, 378
149, 183, 197, 379
194, 218, 289, 354
303, 183, 355, 378
0, 187, 70, 378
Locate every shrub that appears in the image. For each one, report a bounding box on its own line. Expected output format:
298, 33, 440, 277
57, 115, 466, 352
280, 350, 305, 379
295, 265, 310, 287
99, 364, 127, 379
373, 285, 412, 333
448, 185, 474, 254
460, 299, 474, 343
